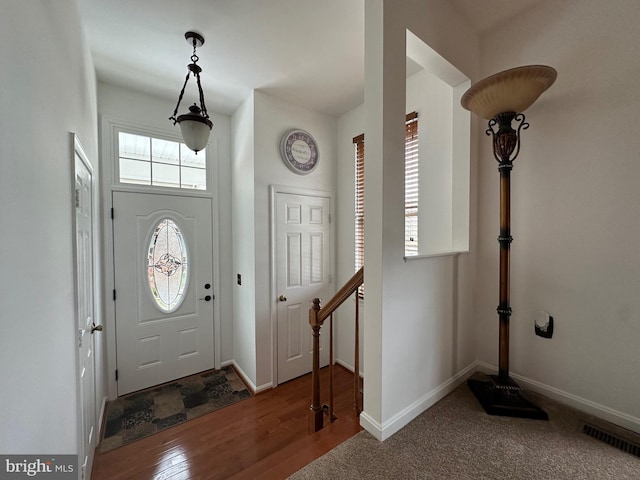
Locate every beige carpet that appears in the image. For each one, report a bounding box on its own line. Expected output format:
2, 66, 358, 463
290, 378, 640, 479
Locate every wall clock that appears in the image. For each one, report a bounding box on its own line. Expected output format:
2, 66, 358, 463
279, 129, 319, 175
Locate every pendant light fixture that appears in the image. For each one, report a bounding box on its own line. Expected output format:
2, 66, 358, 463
169, 31, 213, 154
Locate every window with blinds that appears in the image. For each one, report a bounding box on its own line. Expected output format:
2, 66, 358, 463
354, 133, 365, 278
353, 112, 419, 295
404, 112, 419, 256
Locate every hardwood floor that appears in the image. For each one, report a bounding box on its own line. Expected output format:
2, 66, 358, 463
91, 365, 362, 480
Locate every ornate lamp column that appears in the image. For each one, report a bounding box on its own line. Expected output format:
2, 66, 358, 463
461, 65, 557, 419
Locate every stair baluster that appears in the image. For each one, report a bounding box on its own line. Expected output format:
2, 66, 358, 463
308, 267, 363, 433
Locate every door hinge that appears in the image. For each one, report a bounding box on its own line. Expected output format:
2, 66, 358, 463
111, 207, 114, 219
329, 274, 333, 284
75, 188, 81, 208
113, 289, 116, 301
328, 213, 332, 223
115, 369, 118, 381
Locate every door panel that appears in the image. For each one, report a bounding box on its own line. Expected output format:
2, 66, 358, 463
113, 192, 214, 395
74, 138, 96, 480
276, 193, 331, 384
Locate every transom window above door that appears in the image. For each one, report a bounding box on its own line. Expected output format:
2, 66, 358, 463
118, 131, 207, 190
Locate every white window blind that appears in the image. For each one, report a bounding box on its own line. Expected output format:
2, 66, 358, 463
353, 133, 365, 298
405, 112, 419, 255
353, 112, 419, 297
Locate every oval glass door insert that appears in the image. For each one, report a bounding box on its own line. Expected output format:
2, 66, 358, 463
147, 218, 189, 312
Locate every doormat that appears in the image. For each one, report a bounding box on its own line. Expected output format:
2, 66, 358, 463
99, 366, 251, 452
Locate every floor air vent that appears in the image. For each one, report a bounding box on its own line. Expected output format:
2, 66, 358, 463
582, 423, 640, 458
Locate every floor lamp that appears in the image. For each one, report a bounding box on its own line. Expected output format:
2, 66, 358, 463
461, 65, 557, 419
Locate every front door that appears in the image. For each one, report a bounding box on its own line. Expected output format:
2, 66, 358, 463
276, 192, 331, 384
113, 192, 214, 395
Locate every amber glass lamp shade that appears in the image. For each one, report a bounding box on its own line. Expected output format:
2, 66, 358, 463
461, 65, 557, 119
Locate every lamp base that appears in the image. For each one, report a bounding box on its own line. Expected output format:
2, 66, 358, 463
467, 375, 548, 420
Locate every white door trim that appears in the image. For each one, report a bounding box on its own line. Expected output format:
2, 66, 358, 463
100, 115, 222, 400
269, 185, 335, 386
71, 133, 97, 480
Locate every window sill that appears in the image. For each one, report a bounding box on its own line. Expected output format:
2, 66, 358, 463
403, 250, 469, 261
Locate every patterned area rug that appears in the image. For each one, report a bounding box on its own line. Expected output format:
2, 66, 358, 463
99, 366, 251, 452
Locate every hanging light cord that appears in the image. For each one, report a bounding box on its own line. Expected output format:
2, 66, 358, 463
169, 39, 209, 124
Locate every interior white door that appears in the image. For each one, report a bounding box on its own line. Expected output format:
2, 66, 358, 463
74, 137, 96, 480
276, 192, 331, 384
113, 192, 214, 395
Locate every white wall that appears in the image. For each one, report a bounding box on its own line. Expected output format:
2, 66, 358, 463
231, 90, 337, 390
475, 0, 640, 431
334, 66, 467, 373
406, 69, 453, 252
231, 92, 257, 386
360, 0, 479, 440
405, 29, 471, 256
97, 82, 235, 379
249, 91, 337, 389
335, 105, 365, 373
0, 0, 99, 453
95, 78, 338, 397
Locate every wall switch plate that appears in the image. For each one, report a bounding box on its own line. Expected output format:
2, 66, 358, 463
535, 310, 554, 338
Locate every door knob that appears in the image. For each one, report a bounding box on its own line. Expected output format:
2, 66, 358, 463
91, 323, 103, 334
279, 294, 287, 302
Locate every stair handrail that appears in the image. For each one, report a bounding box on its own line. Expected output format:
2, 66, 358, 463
317, 267, 363, 324
309, 266, 363, 433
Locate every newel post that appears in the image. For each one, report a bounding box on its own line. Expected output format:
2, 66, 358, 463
309, 297, 323, 433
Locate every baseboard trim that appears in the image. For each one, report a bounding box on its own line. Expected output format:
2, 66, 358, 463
228, 360, 273, 395
475, 361, 640, 435
255, 381, 273, 394
360, 362, 478, 441
359, 412, 383, 441
96, 395, 109, 444
335, 358, 364, 378
228, 361, 257, 395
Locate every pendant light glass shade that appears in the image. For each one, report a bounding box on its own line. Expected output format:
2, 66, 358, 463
461, 65, 557, 119
177, 104, 212, 153
170, 31, 213, 154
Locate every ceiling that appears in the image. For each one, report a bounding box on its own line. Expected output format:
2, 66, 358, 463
79, 0, 543, 118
